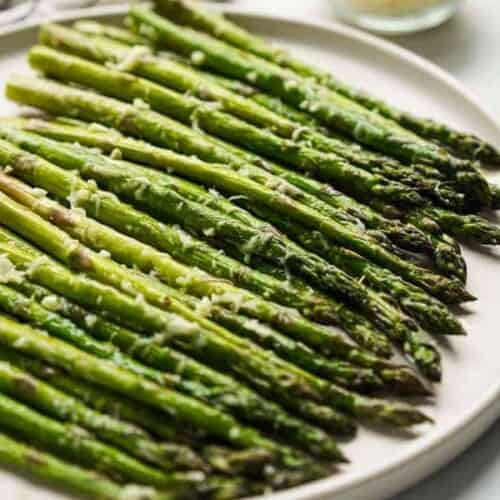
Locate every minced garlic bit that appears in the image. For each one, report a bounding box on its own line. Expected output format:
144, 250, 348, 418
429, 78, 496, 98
119, 485, 157, 500
88, 122, 111, 133
133, 98, 151, 111
31, 187, 48, 198
0, 254, 24, 284
84, 314, 98, 328
165, 315, 198, 337
190, 50, 206, 65
112, 46, 152, 73
25, 256, 49, 277
110, 148, 123, 160
246, 71, 258, 83
194, 297, 212, 317
40, 295, 60, 311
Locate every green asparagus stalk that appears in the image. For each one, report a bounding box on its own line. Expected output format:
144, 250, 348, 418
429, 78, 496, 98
0, 387, 212, 491
0, 276, 352, 455
28, 43, 423, 209
0, 132, 395, 363
75, 19, 148, 45
24, 40, 462, 281
247, 204, 464, 336
0, 355, 210, 473
2, 178, 427, 397
6, 349, 284, 482
69, 21, 475, 216
0, 226, 430, 429
21, 117, 464, 281
0, 238, 352, 457
2, 81, 471, 306
0, 349, 332, 488
0, 135, 445, 378
0, 433, 162, 500
412, 206, 500, 245
0, 311, 314, 463
129, 6, 491, 207
0, 190, 380, 396
15, 115, 448, 281
0, 126, 399, 360
0, 347, 277, 478
0, 121, 463, 338
152, 0, 500, 166
0, 341, 204, 445
40, 25, 468, 212
0, 346, 292, 488
7, 269, 359, 447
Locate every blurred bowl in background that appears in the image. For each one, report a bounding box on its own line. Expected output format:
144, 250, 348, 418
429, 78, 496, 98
332, 0, 464, 34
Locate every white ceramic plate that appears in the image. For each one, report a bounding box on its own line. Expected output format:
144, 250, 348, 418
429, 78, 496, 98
1, 4, 500, 500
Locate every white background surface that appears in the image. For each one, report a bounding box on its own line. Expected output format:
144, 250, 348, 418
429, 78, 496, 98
232, 3, 500, 499
186, 1, 500, 499
1, 1, 500, 499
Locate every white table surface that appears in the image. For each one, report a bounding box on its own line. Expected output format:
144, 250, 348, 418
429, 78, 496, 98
3, 1, 500, 499
232, 1, 500, 499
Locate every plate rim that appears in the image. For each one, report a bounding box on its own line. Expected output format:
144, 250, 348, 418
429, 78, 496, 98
1, 4, 500, 500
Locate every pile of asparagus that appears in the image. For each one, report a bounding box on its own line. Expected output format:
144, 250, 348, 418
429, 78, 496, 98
0, 0, 499, 498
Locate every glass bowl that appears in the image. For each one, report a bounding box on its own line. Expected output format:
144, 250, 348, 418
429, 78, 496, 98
333, 0, 463, 34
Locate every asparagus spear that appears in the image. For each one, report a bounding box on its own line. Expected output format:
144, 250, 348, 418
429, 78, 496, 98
0, 355, 210, 473
0, 275, 352, 454
0, 388, 213, 491
75, 19, 148, 45
0, 432, 162, 500
0, 342, 271, 474
412, 206, 500, 245
0, 127, 398, 360
0, 136, 444, 378
0, 133, 395, 362
40, 25, 468, 212
0, 189, 381, 396
247, 204, 464, 336
0, 199, 431, 428
4, 269, 358, 449
28, 44, 422, 209
0, 338, 202, 444
0, 310, 321, 466
153, 0, 500, 166
5, 198, 413, 397
24, 43, 463, 280
128, 6, 491, 208
16, 116, 446, 276
0, 239, 353, 453
21, 117, 464, 281
2, 82, 471, 306
69, 21, 477, 216
0, 122, 463, 337
1, 347, 277, 478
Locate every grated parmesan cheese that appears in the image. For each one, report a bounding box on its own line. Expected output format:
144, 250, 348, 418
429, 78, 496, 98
40, 295, 60, 311
0, 255, 23, 284
190, 50, 206, 65
133, 98, 150, 111
194, 297, 212, 318
119, 485, 156, 500
112, 46, 151, 73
